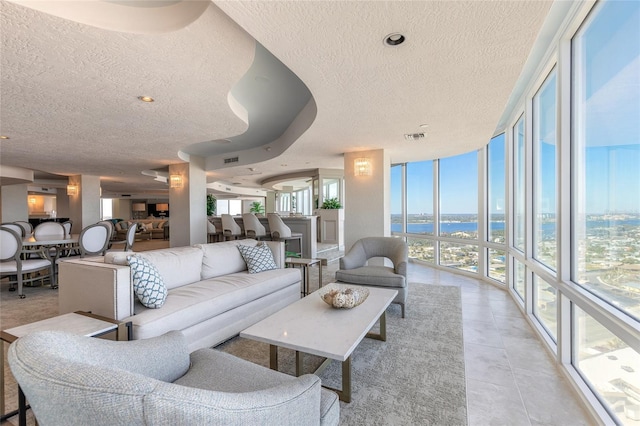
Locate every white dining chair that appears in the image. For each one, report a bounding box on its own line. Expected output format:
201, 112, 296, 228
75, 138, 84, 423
242, 213, 269, 240
267, 213, 302, 256
1, 222, 25, 238
0, 226, 54, 298
14, 221, 33, 237
207, 220, 222, 243
221, 214, 243, 241
34, 222, 64, 239
78, 223, 110, 258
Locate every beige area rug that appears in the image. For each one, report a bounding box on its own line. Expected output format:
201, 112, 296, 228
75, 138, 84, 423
217, 283, 468, 425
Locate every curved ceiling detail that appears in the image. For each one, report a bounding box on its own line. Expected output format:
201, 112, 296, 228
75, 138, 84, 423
180, 43, 315, 169
8, 0, 210, 34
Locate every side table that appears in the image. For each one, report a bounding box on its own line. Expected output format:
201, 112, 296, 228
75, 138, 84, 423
285, 257, 326, 296
1, 311, 131, 426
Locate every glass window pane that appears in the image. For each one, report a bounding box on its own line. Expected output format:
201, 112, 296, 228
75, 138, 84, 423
488, 249, 506, 283
514, 259, 525, 301
513, 115, 526, 252
440, 242, 478, 273
488, 134, 506, 244
533, 275, 557, 342
391, 164, 403, 234
573, 0, 640, 320
574, 305, 640, 424
407, 161, 434, 235
533, 70, 557, 271
440, 152, 478, 239
407, 237, 435, 263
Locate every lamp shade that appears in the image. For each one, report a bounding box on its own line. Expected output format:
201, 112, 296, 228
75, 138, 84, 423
132, 203, 146, 212
156, 203, 169, 211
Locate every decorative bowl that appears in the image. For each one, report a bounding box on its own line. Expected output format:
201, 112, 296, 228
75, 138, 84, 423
319, 284, 369, 309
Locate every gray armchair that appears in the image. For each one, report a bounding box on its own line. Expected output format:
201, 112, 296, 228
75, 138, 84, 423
335, 237, 408, 317
8, 330, 340, 426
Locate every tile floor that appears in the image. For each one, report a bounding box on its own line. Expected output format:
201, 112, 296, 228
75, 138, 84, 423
407, 262, 595, 426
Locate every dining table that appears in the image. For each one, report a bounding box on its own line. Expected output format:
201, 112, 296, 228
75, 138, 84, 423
21, 234, 79, 287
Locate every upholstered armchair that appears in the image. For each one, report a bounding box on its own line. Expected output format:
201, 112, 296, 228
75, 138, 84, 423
8, 330, 340, 426
335, 237, 409, 317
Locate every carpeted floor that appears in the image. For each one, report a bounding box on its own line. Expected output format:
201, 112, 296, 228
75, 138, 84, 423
217, 284, 467, 425
1, 248, 467, 425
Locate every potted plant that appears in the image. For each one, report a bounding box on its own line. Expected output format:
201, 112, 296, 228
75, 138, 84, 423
316, 197, 344, 248
249, 201, 265, 215
206, 194, 217, 216
320, 197, 342, 209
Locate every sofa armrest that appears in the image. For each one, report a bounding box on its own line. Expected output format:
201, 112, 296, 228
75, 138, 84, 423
58, 259, 134, 320
264, 241, 285, 268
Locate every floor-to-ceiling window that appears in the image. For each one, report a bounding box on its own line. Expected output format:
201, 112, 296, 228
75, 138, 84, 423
389, 1, 639, 423
571, 1, 639, 422
533, 69, 557, 271
488, 134, 506, 283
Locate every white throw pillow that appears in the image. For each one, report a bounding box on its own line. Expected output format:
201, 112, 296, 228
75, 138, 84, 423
237, 243, 277, 274
127, 255, 168, 308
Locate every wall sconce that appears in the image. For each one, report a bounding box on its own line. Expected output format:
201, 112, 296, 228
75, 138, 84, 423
170, 174, 183, 189
66, 184, 78, 196
354, 158, 372, 176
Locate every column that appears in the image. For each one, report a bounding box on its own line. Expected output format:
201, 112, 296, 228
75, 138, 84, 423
68, 175, 101, 230
169, 156, 206, 247
343, 149, 390, 251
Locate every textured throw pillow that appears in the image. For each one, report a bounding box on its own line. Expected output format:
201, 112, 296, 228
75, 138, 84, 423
119, 221, 129, 230
237, 243, 277, 274
127, 255, 168, 308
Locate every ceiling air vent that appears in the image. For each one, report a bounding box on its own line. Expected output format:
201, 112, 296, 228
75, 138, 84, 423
404, 133, 425, 141
224, 156, 239, 164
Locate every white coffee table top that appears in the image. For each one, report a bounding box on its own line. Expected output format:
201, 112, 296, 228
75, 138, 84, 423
241, 284, 397, 361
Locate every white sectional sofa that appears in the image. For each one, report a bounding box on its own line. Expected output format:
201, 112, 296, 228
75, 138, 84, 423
58, 240, 301, 351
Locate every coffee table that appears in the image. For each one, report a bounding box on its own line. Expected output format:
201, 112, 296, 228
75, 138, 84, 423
1, 311, 131, 426
240, 284, 397, 402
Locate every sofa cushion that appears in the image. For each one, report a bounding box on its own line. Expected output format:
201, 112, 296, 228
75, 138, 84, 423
196, 240, 260, 279
130, 268, 300, 340
128, 255, 168, 309
237, 244, 277, 274
137, 247, 203, 290
335, 265, 406, 288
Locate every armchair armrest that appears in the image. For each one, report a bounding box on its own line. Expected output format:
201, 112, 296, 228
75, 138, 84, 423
339, 240, 367, 270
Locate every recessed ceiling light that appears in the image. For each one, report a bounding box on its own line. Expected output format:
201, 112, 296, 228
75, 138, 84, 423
384, 33, 405, 46
138, 96, 154, 102
0, 135, 9, 139
280, 164, 287, 167
419, 124, 429, 128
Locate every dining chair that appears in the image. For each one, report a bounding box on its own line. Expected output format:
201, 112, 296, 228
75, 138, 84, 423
0, 226, 54, 298
13, 221, 33, 237
78, 223, 110, 258
124, 223, 137, 251
221, 214, 243, 241
61, 220, 73, 237
34, 222, 64, 239
207, 220, 222, 243
266, 213, 302, 257
33, 222, 65, 259
1, 222, 25, 237
242, 213, 269, 240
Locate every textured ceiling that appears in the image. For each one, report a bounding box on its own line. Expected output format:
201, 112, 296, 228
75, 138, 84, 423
0, 0, 553, 197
